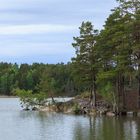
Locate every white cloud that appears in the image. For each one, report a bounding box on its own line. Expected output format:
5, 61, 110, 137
0, 24, 77, 35
0, 0, 117, 63
0, 43, 74, 57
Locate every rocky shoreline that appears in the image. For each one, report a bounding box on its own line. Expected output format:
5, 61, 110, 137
37, 98, 116, 117
21, 95, 140, 117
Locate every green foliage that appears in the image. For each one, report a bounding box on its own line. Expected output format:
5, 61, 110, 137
73, 103, 81, 114
13, 88, 48, 110
0, 63, 75, 96
99, 82, 115, 103
75, 91, 91, 99
14, 88, 34, 109
72, 21, 99, 106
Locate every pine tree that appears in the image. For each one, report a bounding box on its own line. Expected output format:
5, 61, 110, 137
72, 21, 98, 107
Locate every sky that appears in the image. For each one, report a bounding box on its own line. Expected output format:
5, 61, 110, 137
0, 0, 118, 64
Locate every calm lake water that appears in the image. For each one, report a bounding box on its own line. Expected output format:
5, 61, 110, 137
0, 98, 140, 140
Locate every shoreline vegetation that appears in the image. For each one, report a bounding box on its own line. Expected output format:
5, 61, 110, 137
16, 91, 113, 116
39, 97, 111, 116
0, 94, 139, 117
15, 90, 139, 117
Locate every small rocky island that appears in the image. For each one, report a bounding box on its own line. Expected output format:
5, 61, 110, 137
16, 88, 140, 117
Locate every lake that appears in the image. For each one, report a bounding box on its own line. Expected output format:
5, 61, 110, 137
0, 98, 140, 140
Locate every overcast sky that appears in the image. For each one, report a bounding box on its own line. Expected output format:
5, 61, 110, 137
0, 0, 117, 64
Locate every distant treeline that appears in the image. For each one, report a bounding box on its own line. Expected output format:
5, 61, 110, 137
0, 62, 77, 96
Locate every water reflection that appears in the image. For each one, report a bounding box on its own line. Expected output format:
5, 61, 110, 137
73, 116, 140, 140
0, 98, 140, 140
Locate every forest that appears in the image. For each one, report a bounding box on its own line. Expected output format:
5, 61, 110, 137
0, 62, 76, 96
0, 0, 140, 112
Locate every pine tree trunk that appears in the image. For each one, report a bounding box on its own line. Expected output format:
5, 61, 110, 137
117, 73, 125, 112
116, 74, 120, 113
121, 75, 125, 110
90, 76, 96, 107
116, 73, 123, 113
136, 52, 140, 108
51, 96, 55, 104
138, 61, 140, 108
